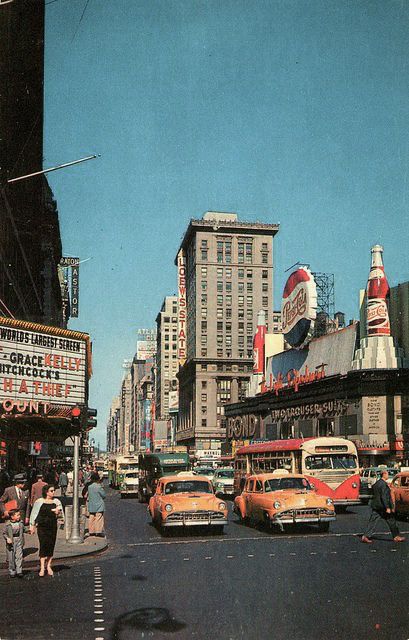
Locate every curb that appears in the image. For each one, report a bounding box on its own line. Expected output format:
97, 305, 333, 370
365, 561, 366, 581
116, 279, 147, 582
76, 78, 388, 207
1, 540, 108, 573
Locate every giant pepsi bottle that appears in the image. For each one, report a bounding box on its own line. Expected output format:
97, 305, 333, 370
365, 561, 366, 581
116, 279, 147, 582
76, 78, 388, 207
366, 244, 390, 337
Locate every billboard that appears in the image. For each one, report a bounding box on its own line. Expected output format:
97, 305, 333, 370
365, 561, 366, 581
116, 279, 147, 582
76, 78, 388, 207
136, 340, 156, 361
0, 317, 91, 417
281, 267, 317, 349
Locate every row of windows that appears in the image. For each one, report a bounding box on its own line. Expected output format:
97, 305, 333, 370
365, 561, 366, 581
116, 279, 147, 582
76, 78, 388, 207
201, 280, 269, 293
200, 267, 269, 279
200, 348, 253, 358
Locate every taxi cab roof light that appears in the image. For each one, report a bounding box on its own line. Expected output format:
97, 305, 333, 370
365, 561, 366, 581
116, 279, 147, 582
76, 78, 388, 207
272, 469, 290, 475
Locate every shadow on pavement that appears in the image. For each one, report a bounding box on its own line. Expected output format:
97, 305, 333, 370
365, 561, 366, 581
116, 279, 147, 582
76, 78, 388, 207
111, 608, 186, 638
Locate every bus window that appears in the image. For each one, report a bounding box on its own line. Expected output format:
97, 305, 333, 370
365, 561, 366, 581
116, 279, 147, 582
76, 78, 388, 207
305, 455, 332, 470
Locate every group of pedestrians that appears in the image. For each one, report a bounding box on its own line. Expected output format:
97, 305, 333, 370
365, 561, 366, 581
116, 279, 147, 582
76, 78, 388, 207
0, 464, 106, 578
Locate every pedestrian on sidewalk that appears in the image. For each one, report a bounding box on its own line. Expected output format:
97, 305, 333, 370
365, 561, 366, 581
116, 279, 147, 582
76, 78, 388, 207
362, 469, 405, 543
3, 509, 24, 578
0, 474, 30, 525
58, 470, 68, 497
85, 472, 106, 537
30, 473, 47, 506
29, 485, 64, 577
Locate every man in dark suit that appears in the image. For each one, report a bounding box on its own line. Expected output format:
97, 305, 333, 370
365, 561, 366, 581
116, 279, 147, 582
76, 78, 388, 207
362, 469, 405, 543
0, 474, 30, 525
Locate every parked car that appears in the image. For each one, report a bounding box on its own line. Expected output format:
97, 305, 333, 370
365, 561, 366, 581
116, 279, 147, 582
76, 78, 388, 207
212, 468, 235, 497
234, 472, 336, 533
360, 466, 397, 503
120, 470, 139, 498
391, 472, 409, 518
148, 474, 228, 534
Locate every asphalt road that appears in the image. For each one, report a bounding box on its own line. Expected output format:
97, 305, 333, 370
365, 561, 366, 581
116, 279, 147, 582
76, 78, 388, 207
1, 485, 409, 640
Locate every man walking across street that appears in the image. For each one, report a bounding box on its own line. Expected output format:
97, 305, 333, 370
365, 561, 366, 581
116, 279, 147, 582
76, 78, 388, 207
362, 469, 405, 543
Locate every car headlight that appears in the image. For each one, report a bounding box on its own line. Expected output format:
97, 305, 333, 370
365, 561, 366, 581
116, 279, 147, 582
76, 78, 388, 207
216, 483, 224, 489
273, 501, 281, 509
351, 482, 357, 488
165, 504, 173, 512
326, 498, 333, 505
218, 502, 227, 510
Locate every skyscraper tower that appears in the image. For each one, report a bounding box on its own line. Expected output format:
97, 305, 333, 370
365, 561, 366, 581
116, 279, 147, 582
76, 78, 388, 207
175, 212, 279, 453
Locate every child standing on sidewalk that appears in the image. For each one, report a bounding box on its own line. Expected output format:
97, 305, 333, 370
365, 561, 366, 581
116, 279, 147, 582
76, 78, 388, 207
3, 509, 25, 578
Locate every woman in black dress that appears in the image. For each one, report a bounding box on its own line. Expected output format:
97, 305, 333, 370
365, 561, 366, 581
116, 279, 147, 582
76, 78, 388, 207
29, 484, 63, 576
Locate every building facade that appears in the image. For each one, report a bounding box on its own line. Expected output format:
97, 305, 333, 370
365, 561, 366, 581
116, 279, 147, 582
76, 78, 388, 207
175, 211, 279, 453
225, 280, 409, 467
0, 0, 65, 327
155, 296, 179, 421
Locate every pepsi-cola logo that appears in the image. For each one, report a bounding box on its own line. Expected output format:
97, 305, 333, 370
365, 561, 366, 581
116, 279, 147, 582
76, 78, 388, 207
282, 288, 307, 330
281, 267, 317, 349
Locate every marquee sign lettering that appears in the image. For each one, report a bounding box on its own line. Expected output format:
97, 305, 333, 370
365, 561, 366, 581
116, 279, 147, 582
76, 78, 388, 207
177, 250, 187, 366
0, 319, 89, 412
227, 414, 258, 440
265, 364, 326, 395
271, 399, 347, 421
281, 267, 317, 349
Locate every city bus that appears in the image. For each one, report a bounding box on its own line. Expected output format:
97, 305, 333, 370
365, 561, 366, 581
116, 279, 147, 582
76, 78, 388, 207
234, 437, 360, 507
138, 451, 190, 502
108, 455, 139, 489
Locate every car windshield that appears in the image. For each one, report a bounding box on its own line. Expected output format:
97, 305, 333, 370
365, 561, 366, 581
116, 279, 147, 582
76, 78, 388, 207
215, 470, 234, 479
305, 455, 357, 470
195, 468, 214, 476
264, 477, 311, 492
164, 481, 212, 494
124, 472, 138, 478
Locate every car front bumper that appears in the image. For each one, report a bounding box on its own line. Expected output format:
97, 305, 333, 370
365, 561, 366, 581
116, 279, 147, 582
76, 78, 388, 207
162, 512, 228, 527
272, 508, 336, 526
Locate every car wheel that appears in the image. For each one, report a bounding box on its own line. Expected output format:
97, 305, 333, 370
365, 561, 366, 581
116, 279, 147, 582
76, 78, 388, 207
318, 522, 330, 533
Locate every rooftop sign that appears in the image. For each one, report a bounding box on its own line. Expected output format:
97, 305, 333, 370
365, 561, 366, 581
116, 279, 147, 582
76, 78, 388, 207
281, 267, 317, 349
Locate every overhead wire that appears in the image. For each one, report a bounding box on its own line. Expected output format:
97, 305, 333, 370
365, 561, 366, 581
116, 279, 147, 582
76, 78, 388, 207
71, 0, 90, 43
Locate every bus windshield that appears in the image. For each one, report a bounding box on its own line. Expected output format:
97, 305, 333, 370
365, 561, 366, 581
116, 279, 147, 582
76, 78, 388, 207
305, 454, 357, 470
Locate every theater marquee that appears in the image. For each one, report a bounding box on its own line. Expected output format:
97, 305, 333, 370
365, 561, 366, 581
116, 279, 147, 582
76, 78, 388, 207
0, 317, 91, 413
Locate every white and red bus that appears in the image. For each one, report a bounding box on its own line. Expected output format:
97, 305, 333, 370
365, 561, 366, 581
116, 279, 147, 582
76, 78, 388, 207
234, 437, 360, 507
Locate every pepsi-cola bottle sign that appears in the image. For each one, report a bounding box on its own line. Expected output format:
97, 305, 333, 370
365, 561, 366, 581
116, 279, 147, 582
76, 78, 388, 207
281, 267, 317, 349
366, 245, 390, 337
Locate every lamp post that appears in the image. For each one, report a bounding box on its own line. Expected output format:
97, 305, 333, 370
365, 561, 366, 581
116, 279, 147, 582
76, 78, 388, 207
68, 406, 82, 545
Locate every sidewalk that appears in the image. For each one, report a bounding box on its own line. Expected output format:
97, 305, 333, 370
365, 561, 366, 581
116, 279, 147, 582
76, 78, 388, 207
0, 525, 107, 571
0, 488, 108, 571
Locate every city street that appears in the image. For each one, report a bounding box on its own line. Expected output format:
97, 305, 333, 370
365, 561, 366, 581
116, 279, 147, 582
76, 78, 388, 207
1, 485, 409, 640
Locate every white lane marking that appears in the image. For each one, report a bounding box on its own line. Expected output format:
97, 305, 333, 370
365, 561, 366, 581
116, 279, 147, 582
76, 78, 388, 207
95, 637, 104, 640
94, 628, 105, 632
350, 550, 357, 553
94, 598, 104, 602
269, 554, 275, 557
370, 550, 377, 553
331, 551, 337, 554
183, 558, 190, 561
290, 553, 296, 556
94, 619, 104, 622
205, 557, 212, 560
391, 549, 397, 552
140, 560, 146, 563
310, 552, 317, 555
126, 529, 409, 547
247, 554, 254, 557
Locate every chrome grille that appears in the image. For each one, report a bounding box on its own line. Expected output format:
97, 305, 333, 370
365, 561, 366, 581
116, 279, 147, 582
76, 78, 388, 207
166, 510, 225, 522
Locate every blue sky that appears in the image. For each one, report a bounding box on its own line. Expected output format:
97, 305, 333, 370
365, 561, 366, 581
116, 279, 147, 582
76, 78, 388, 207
44, 0, 409, 448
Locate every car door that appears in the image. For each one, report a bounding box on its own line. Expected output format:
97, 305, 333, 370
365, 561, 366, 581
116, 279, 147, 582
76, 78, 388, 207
251, 479, 264, 522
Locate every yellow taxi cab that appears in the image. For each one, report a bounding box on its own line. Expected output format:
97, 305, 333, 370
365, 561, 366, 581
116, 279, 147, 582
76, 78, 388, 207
148, 473, 228, 533
233, 471, 336, 532
391, 471, 409, 518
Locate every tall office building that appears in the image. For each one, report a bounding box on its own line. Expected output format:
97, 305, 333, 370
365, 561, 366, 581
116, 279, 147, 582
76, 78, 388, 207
175, 212, 279, 452
155, 296, 179, 420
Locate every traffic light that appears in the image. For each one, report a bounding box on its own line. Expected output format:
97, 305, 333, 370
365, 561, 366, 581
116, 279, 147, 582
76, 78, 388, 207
87, 407, 97, 430
71, 405, 82, 428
